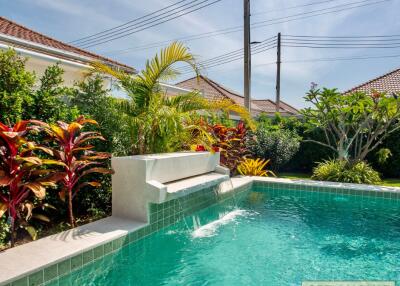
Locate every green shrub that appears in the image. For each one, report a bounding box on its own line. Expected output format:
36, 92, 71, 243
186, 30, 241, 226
285, 128, 335, 172
0, 216, 10, 248
0, 49, 78, 123
312, 159, 381, 184
367, 128, 400, 178
70, 75, 131, 155
249, 128, 300, 171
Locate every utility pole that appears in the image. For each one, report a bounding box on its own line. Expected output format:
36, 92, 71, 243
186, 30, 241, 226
243, 0, 251, 112
275, 32, 281, 112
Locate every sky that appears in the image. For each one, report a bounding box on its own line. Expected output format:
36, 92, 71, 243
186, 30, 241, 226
2, 0, 400, 108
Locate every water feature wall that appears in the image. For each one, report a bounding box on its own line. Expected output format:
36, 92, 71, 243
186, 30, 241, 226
112, 152, 230, 222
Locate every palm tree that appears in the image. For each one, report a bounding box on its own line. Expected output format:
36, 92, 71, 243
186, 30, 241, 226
94, 42, 252, 154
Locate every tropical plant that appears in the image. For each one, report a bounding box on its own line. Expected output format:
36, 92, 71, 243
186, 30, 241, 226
207, 121, 249, 173
237, 158, 275, 177
93, 42, 253, 155
311, 159, 381, 184
41, 116, 114, 227
302, 86, 400, 162
249, 128, 300, 171
0, 120, 61, 246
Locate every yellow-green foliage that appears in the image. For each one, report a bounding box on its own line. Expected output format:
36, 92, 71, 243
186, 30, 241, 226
237, 158, 276, 177
312, 159, 381, 184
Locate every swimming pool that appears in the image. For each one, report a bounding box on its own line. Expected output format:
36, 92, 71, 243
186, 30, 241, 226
45, 183, 400, 285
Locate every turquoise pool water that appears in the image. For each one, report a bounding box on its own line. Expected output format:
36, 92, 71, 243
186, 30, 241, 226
52, 187, 400, 285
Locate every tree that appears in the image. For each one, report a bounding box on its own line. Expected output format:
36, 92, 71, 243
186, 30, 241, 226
30, 64, 78, 122
0, 49, 35, 123
70, 75, 131, 155
94, 42, 252, 155
0, 49, 78, 124
302, 86, 400, 162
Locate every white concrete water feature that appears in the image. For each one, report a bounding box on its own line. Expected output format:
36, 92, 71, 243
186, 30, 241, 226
112, 152, 229, 222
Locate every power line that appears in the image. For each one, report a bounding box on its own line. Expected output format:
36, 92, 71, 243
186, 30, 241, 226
251, 0, 387, 26
251, 0, 390, 29
202, 53, 400, 75
74, 0, 205, 46
179, 32, 400, 74
179, 43, 277, 73
284, 34, 400, 39
177, 36, 277, 72
252, 0, 342, 15
78, 0, 223, 48
282, 44, 400, 48
69, 0, 190, 44
284, 54, 400, 62
102, 0, 389, 55
281, 38, 400, 42
179, 45, 277, 74
253, 54, 400, 66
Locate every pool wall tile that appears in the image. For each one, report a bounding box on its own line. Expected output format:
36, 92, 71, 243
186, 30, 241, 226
57, 259, 71, 278
43, 265, 58, 283
70, 254, 82, 271
28, 271, 43, 286
82, 250, 94, 265
11, 277, 28, 286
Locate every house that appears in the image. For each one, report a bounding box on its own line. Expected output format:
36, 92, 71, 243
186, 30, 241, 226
343, 68, 400, 95
175, 75, 299, 118
0, 17, 135, 87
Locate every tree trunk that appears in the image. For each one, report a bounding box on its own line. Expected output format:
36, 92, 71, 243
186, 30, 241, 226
68, 188, 75, 228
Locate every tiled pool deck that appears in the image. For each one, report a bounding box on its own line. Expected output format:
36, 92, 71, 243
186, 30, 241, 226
1, 177, 400, 286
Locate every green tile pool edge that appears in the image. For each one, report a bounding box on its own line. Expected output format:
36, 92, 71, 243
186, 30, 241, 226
7, 180, 400, 286
253, 181, 400, 201
6, 184, 251, 286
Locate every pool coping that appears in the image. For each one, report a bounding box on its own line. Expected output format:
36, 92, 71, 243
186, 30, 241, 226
1, 176, 399, 286
253, 177, 400, 198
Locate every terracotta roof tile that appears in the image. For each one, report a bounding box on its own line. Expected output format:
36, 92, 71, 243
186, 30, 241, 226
0, 17, 135, 73
344, 68, 400, 94
176, 76, 299, 116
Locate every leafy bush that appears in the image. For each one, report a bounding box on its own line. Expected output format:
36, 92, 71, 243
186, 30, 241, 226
70, 75, 131, 156
312, 159, 381, 184
0, 216, 9, 248
237, 158, 275, 177
0, 49, 35, 123
368, 128, 400, 178
0, 49, 78, 123
208, 121, 249, 174
249, 128, 300, 171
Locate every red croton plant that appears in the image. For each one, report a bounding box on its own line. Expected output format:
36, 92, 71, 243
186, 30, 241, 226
42, 116, 114, 228
0, 121, 61, 246
195, 120, 249, 174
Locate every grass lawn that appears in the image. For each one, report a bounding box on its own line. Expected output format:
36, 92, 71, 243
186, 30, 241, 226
278, 172, 400, 188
